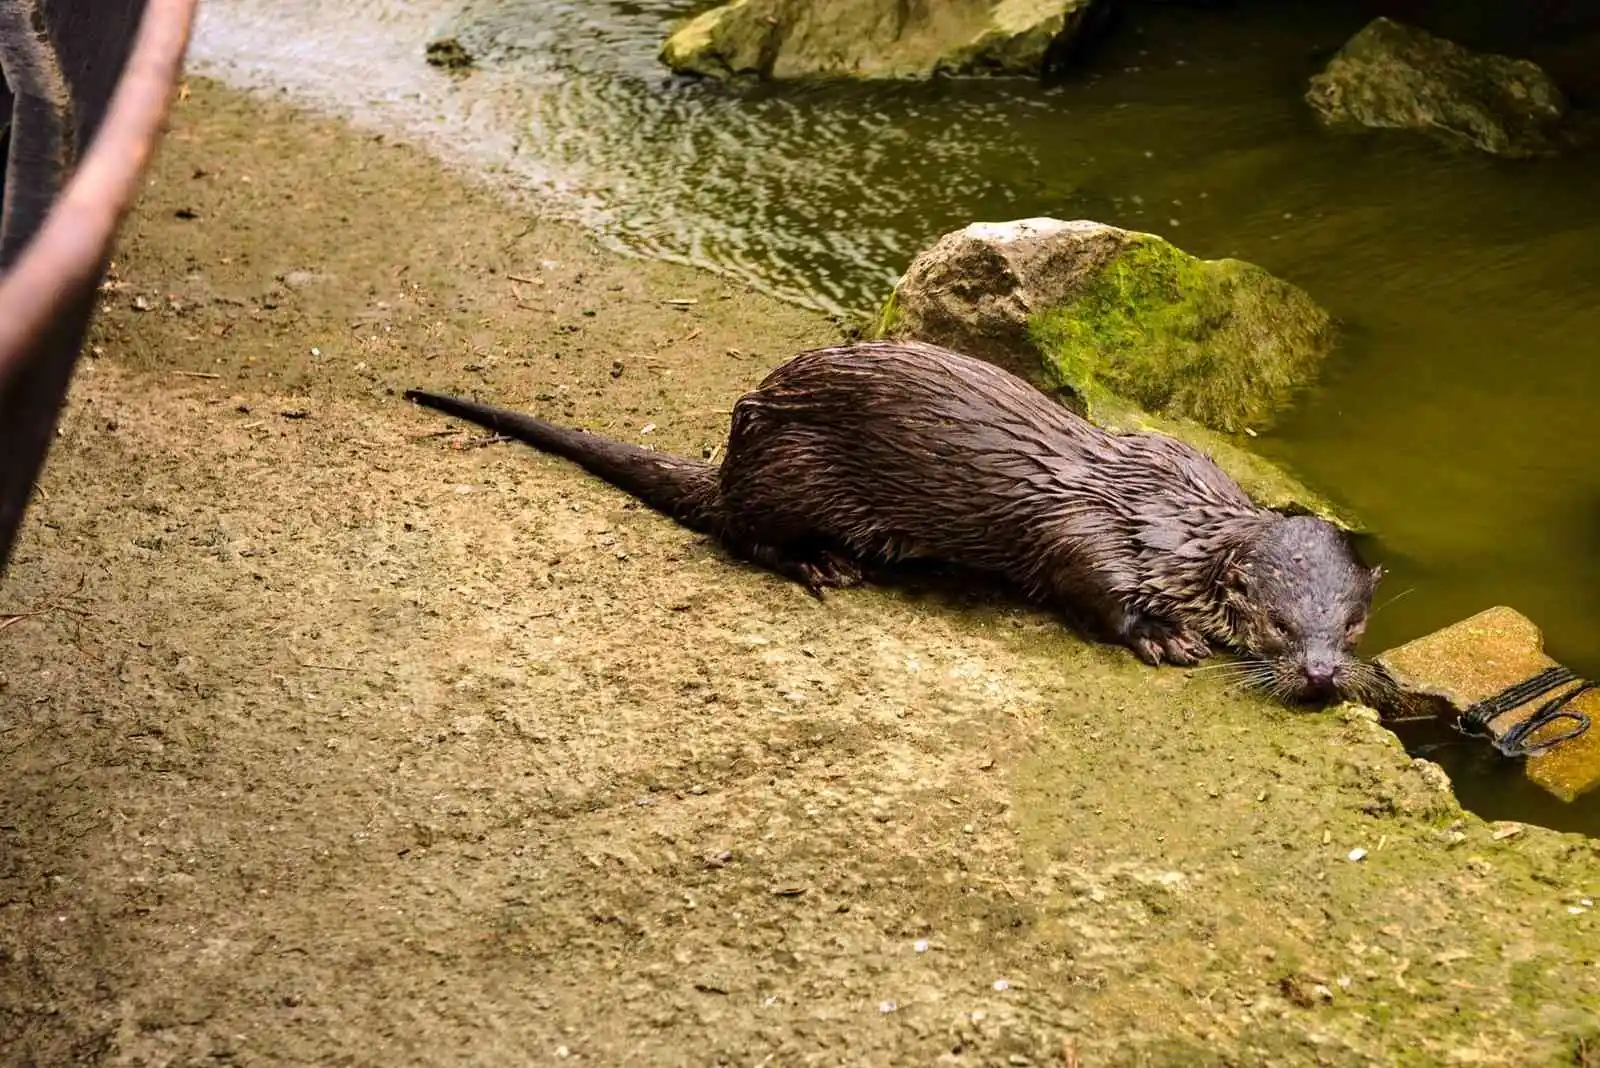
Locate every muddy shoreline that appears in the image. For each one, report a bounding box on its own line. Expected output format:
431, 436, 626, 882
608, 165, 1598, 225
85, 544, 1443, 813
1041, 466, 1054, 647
2, 80, 1600, 1067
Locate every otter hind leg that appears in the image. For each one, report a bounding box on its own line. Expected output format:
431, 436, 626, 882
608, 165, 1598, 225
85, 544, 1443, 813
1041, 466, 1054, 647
726, 539, 865, 600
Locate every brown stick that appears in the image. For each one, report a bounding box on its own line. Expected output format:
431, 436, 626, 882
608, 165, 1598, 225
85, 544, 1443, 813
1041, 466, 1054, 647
0, 571, 88, 633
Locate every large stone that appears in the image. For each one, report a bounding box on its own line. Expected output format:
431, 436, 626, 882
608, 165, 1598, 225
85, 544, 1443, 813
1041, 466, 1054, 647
1375, 607, 1600, 803
878, 218, 1354, 529
1306, 18, 1571, 158
660, 0, 1099, 82
883, 218, 1336, 435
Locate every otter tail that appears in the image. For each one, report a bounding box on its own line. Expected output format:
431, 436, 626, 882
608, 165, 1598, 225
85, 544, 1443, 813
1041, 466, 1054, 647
403, 389, 725, 536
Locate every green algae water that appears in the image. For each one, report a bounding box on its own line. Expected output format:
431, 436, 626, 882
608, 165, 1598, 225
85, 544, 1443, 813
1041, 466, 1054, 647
193, 0, 1600, 827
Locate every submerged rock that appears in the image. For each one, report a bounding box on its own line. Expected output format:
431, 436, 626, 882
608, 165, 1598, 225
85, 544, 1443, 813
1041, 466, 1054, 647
660, 0, 1099, 82
425, 36, 475, 72
878, 217, 1354, 528
1306, 18, 1570, 158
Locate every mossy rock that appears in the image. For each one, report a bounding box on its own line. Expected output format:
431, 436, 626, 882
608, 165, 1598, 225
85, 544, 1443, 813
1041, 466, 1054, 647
1026, 236, 1336, 435
880, 218, 1358, 530
660, 0, 1099, 82
885, 219, 1337, 436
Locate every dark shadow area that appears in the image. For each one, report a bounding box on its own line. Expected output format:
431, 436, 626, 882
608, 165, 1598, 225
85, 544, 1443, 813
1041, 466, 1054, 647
1111, 0, 1600, 106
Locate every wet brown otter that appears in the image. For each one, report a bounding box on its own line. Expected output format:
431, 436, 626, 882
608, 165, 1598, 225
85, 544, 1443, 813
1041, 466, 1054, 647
404, 339, 1383, 702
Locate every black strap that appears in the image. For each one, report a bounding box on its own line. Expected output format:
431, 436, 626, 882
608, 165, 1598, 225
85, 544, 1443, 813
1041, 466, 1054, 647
1458, 665, 1594, 758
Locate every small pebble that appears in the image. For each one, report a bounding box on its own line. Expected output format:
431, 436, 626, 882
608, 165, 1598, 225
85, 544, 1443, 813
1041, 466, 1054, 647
878, 1000, 897, 1013
310, 347, 321, 357
913, 939, 929, 953
993, 979, 1010, 992
1348, 847, 1367, 862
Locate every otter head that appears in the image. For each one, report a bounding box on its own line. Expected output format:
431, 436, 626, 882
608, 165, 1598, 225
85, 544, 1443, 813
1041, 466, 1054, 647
1225, 515, 1383, 705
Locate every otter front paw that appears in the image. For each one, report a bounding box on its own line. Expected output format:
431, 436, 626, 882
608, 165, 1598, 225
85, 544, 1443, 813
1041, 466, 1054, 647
1123, 616, 1211, 667
797, 551, 865, 598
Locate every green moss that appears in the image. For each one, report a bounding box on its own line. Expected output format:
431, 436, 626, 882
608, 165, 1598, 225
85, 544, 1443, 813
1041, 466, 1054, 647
660, 1, 751, 78
1008, 637, 1600, 1063
871, 286, 903, 339
1027, 237, 1335, 434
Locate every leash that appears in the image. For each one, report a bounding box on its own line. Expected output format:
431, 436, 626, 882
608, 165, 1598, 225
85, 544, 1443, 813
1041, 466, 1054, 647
1456, 665, 1594, 758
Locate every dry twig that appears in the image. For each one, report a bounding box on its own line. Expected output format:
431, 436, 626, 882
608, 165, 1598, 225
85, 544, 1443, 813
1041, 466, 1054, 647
454, 434, 510, 450
0, 573, 88, 633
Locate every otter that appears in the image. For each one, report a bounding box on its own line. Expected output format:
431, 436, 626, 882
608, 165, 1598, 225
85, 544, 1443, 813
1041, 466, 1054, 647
404, 339, 1383, 703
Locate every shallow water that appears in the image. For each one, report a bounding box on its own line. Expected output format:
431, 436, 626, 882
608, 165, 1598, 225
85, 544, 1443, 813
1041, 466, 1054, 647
191, 0, 1600, 825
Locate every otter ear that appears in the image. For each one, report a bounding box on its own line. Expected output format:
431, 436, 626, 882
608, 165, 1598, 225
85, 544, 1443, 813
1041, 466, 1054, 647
1220, 559, 1251, 592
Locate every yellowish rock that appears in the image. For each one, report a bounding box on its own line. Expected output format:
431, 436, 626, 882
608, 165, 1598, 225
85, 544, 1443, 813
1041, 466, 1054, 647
1376, 606, 1600, 802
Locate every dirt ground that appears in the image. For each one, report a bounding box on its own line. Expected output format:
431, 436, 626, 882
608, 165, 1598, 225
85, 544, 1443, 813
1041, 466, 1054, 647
4, 81, 1600, 1067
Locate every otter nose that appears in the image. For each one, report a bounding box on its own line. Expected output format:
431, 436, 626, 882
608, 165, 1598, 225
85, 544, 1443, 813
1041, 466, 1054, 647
1303, 663, 1337, 694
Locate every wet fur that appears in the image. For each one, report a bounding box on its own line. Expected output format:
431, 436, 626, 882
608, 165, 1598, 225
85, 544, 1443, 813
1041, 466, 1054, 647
405, 340, 1380, 700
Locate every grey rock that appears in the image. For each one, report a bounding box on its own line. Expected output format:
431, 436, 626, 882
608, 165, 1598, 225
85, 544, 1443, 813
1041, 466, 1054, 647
1306, 18, 1571, 158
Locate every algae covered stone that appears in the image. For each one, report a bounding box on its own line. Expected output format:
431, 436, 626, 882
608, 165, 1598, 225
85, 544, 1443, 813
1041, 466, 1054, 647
887, 218, 1335, 435
880, 218, 1355, 529
1307, 17, 1571, 158
660, 0, 1100, 82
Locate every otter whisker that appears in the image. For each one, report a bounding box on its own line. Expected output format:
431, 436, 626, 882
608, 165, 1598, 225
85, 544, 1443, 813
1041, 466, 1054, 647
1189, 659, 1270, 676
1370, 586, 1415, 617
1196, 666, 1271, 682
1227, 670, 1278, 694
1342, 662, 1398, 707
